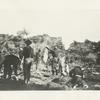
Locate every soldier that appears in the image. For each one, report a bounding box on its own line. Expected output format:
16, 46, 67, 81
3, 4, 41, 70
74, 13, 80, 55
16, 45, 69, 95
35, 49, 41, 70
69, 66, 88, 89
46, 47, 58, 75
22, 39, 34, 84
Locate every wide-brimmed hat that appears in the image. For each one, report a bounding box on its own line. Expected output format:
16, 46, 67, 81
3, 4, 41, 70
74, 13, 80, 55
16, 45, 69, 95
25, 39, 32, 45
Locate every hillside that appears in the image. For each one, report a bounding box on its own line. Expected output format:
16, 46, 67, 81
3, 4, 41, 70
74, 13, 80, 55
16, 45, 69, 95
0, 32, 65, 56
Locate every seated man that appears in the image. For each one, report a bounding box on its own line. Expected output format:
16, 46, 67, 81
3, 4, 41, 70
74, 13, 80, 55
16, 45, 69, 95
69, 66, 88, 89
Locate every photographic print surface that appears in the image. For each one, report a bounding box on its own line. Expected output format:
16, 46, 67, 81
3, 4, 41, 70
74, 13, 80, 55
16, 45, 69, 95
0, 0, 99, 91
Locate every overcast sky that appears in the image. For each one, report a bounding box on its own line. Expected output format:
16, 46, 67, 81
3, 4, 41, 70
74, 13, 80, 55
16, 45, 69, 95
0, 0, 100, 49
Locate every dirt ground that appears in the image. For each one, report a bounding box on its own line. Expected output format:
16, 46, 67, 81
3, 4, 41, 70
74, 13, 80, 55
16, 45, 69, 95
0, 70, 100, 91
0, 63, 100, 90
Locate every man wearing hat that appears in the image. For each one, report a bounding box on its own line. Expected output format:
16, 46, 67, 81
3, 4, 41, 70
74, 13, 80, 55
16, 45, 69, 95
22, 39, 34, 84
69, 66, 88, 89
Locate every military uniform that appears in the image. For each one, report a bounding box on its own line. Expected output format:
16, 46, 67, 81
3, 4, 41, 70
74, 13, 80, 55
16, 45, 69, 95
22, 40, 34, 84
69, 66, 87, 88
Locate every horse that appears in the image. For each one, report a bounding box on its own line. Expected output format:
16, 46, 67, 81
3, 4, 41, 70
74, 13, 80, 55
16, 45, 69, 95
0, 54, 21, 79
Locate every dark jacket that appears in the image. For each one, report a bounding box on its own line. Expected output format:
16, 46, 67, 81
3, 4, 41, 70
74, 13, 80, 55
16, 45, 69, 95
23, 46, 34, 59
69, 66, 83, 78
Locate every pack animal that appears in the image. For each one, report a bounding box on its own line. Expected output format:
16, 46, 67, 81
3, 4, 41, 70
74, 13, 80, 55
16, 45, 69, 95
0, 54, 21, 79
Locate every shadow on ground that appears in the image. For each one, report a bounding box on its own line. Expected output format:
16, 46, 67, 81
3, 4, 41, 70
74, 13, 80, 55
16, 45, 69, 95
0, 79, 50, 90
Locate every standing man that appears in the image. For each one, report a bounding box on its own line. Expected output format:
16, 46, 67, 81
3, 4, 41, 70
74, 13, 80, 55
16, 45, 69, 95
22, 39, 34, 84
46, 47, 58, 75
35, 49, 41, 70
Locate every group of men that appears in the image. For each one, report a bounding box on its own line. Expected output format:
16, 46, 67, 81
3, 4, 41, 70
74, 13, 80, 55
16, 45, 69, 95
21, 40, 88, 88
0, 39, 88, 89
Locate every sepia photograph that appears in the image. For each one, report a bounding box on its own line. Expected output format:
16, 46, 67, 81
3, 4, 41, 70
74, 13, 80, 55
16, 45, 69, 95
0, 0, 100, 92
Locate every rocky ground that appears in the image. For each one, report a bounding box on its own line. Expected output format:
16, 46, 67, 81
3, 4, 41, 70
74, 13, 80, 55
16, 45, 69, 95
0, 69, 100, 90
0, 63, 100, 90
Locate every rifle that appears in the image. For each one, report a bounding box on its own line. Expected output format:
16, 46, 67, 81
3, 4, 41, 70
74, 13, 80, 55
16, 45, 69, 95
45, 47, 56, 57
46, 47, 54, 52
